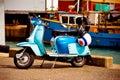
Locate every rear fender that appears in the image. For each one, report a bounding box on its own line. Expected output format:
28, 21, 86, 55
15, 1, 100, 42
17, 42, 44, 56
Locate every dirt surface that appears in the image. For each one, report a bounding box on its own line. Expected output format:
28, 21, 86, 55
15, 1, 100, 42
0, 53, 120, 80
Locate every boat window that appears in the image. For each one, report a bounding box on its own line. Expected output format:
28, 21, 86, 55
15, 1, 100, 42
69, 17, 75, 24
62, 16, 68, 23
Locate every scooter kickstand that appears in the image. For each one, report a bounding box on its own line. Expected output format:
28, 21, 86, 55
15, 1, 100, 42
40, 58, 45, 67
51, 58, 57, 68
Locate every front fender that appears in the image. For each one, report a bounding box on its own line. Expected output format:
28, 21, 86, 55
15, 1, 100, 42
17, 42, 43, 56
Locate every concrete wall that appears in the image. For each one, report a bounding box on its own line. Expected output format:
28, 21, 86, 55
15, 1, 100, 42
0, 0, 5, 45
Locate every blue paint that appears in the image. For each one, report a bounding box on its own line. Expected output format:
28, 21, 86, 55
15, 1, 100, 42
89, 32, 120, 47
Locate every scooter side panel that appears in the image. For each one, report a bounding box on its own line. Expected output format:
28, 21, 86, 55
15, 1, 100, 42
17, 42, 43, 56
68, 43, 78, 54
54, 36, 76, 54
68, 43, 90, 56
76, 44, 90, 56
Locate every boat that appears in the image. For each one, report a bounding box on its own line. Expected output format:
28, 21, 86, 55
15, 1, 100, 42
42, 15, 77, 43
42, 11, 120, 47
89, 32, 120, 47
42, 12, 85, 43
88, 11, 120, 47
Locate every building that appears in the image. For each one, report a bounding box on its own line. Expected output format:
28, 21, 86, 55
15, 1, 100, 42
59, 0, 120, 12
0, 0, 120, 45
0, 0, 5, 45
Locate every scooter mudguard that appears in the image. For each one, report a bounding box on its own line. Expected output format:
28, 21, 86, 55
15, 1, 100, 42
16, 42, 44, 56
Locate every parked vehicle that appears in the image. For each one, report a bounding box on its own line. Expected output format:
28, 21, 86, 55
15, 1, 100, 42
14, 16, 92, 69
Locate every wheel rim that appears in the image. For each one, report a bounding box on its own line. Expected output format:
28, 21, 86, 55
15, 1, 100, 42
17, 53, 30, 66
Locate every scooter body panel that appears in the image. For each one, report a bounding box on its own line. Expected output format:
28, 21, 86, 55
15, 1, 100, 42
68, 43, 90, 56
54, 36, 76, 54
33, 25, 46, 55
54, 36, 90, 56
17, 42, 44, 56
16, 23, 46, 56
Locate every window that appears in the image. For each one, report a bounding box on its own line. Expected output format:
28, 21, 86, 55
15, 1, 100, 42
62, 16, 68, 23
69, 17, 75, 24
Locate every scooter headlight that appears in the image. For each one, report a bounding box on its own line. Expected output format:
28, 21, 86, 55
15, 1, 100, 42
30, 17, 42, 25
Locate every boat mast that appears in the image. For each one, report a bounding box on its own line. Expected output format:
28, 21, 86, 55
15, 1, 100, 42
76, 0, 89, 12
86, 0, 89, 12
51, 0, 54, 11
77, 0, 80, 13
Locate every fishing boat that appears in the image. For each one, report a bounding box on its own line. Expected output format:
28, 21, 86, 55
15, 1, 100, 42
42, 13, 84, 43
43, 11, 120, 47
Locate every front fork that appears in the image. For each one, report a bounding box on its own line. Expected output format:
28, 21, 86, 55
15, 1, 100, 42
16, 48, 27, 59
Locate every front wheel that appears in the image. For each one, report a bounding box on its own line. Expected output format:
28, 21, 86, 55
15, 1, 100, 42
71, 56, 86, 67
14, 49, 34, 69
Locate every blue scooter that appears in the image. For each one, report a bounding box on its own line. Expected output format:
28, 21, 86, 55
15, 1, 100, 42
14, 16, 92, 69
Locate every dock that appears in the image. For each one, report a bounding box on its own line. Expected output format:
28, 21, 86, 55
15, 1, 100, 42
90, 25, 120, 34
0, 51, 120, 80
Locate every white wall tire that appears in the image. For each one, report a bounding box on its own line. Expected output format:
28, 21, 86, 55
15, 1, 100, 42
71, 56, 86, 67
14, 49, 34, 69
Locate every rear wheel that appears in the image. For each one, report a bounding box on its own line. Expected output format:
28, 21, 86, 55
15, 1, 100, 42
14, 49, 34, 69
71, 56, 86, 67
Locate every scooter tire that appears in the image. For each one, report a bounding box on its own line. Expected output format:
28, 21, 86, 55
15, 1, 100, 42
14, 49, 34, 69
71, 56, 86, 67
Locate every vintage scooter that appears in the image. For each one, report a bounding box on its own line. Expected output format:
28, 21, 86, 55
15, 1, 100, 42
14, 16, 92, 69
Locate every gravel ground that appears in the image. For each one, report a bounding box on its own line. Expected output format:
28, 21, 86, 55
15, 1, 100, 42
0, 53, 120, 80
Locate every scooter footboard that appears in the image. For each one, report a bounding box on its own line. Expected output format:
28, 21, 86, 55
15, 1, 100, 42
17, 42, 44, 56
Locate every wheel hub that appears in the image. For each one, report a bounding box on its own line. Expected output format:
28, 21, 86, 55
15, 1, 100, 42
17, 55, 29, 65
